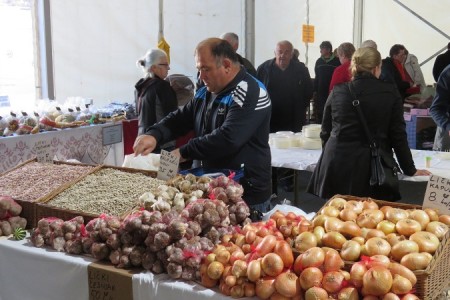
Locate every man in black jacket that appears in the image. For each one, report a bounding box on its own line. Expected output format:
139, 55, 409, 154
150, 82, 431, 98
256, 40, 313, 133
133, 38, 273, 212
433, 42, 450, 82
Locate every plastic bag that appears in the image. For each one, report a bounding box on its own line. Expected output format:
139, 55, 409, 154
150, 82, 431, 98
122, 153, 160, 171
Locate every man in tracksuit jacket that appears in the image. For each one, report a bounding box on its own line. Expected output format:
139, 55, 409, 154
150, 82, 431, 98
133, 38, 273, 212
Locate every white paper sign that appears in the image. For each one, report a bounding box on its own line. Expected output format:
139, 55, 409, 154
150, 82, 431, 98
157, 150, 179, 180
423, 174, 450, 215
34, 140, 54, 164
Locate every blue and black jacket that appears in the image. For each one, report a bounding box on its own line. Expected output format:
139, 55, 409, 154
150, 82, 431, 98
146, 67, 272, 205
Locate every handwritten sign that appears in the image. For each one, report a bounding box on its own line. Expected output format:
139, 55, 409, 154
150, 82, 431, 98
87, 263, 134, 300
423, 174, 450, 215
157, 149, 179, 180
102, 124, 122, 146
34, 140, 54, 163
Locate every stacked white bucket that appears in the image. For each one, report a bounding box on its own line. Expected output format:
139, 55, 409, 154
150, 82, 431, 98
269, 124, 322, 149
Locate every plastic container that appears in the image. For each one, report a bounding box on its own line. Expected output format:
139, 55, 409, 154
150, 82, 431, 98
272, 135, 292, 148
303, 124, 321, 138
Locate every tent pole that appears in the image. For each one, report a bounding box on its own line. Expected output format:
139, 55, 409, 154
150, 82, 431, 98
244, 0, 255, 65
353, 0, 363, 48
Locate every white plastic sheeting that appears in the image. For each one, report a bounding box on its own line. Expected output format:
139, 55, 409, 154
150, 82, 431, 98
49, 0, 449, 107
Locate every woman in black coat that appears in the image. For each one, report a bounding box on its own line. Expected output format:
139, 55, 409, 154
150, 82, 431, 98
135, 49, 178, 151
308, 47, 430, 200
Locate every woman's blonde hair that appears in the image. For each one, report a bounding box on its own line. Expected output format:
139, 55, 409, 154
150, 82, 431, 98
350, 47, 381, 78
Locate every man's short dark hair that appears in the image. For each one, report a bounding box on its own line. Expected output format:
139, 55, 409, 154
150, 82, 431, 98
211, 39, 239, 65
320, 41, 332, 51
389, 44, 406, 57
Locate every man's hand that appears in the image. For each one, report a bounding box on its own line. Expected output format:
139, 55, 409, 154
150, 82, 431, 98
171, 148, 187, 163
133, 135, 157, 156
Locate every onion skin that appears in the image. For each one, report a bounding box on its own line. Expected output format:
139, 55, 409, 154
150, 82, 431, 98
262, 253, 284, 277
340, 240, 361, 261
361, 266, 393, 296
274, 240, 294, 268
294, 231, 318, 252
304, 286, 328, 300
391, 274, 413, 295
274, 271, 299, 298
255, 277, 276, 300
391, 240, 419, 262
365, 237, 391, 256
395, 219, 422, 237
322, 271, 345, 293
338, 287, 359, 300
298, 246, 325, 270
388, 262, 417, 286
400, 252, 432, 270
299, 267, 323, 290
409, 231, 440, 254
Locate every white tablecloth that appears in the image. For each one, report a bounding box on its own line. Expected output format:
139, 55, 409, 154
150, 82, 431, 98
270, 147, 450, 181
0, 236, 253, 300
0, 123, 124, 174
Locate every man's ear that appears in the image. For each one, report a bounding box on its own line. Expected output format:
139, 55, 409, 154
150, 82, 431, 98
223, 58, 232, 70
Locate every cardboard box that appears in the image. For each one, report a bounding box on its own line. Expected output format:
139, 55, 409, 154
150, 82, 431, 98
88, 261, 142, 300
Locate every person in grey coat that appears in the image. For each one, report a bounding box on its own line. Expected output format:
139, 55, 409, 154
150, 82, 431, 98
430, 64, 450, 151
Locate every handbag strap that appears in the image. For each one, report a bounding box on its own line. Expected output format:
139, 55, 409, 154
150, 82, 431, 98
348, 83, 377, 149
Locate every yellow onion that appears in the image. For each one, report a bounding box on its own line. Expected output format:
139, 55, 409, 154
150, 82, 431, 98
312, 214, 327, 227
350, 261, 367, 288
339, 209, 358, 222
365, 229, 386, 239
322, 271, 345, 294
424, 208, 439, 222
313, 226, 325, 247
324, 217, 344, 232
351, 236, 365, 245
322, 231, 347, 249
361, 266, 393, 296
386, 233, 406, 247
438, 214, 450, 225
395, 219, 422, 237
357, 209, 384, 229
323, 248, 344, 273
274, 271, 299, 298
409, 231, 440, 254
391, 240, 419, 262
294, 231, 317, 253
328, 197, 347, 210
344, 200, 364, 214
382, 292, 401, 300
299, 267, 323, 290
400, 252, 433, 270
364, 237, 391, 256
425, 221, 449, 240
376, 220, 397, 235
391, 274, 413, 295
255, 276, 276, 299
247, 259, 262, 282
304, 286, 328, 300
400, 294, 420, 300
388, 262, 417, 286
365, 254, 391, 269
363, 200, 379, 210
337, 287, 359, 300
298, 246, 325, 270
385, 208, 408, 224
409, 209, 430, 230
340, 240, 361, 261
339, 221, 362, 239
321, 206, 340, 218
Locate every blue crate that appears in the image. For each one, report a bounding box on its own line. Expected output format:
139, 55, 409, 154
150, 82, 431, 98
179, 167, 244, 181
405, 115, 417, 149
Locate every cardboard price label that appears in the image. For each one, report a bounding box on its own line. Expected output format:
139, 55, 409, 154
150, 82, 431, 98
423, 174, 450, 215
34, 140, 54, 163
157, 149, 180, 180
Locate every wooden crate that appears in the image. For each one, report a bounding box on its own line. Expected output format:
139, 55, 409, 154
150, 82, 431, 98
35, 165, 159, 225
317, 194, 450, 300
0, 158, 99, 228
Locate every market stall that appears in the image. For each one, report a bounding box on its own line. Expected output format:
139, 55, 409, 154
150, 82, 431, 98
0, 123, 124, 174
271, 147, 450, 200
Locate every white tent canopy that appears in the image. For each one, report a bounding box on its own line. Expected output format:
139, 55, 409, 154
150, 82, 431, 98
48, 0, 449, 107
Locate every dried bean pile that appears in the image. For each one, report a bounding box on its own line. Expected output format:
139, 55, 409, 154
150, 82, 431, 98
0, 162, 95, 202
47, 168, 165, 216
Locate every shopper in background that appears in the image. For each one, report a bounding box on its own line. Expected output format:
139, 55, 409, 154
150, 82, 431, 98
404, 48, 426, 92
329, 42, 356, 92
308, 47, 430, 200
361, 39, 378, 49
134, 38, 273, 213
313, 41, 341, 123
135, 49, 178, 151
257, 40, 313, 132
220, 32, 257, 77
432, 42, 450, 82
430, 64, 450, 151
380, 44, 414, 100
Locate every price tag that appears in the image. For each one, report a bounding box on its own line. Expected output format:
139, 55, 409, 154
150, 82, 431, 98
34, 140, 54, 163
157, 149, 179, 180
423, 174, 450, 215
102, 124, 123, 145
